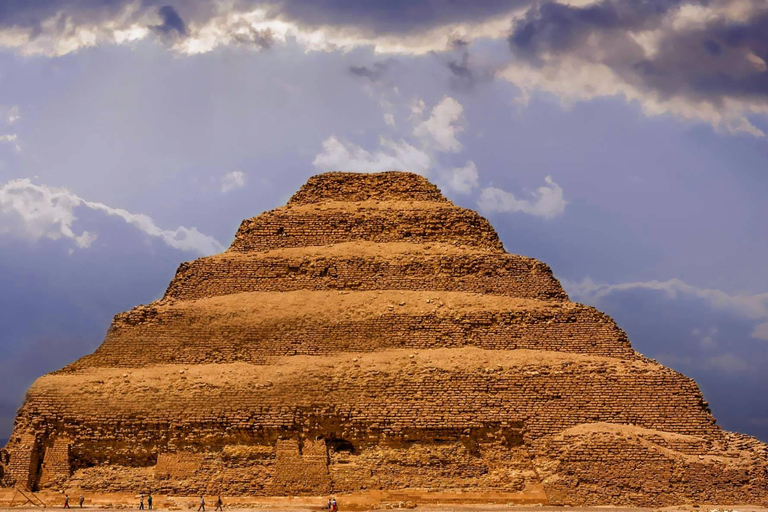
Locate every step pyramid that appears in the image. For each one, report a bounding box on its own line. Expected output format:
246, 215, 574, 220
1, 171, 767, 506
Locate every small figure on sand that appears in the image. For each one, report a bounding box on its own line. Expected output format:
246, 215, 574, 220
331, 498, 338, 512
214, 495, 223, 511
79, 495, 84, 508
64, 494, 70, 509
198, 495, 205, 512
139, 493, 145, 510
148, 493, 153, 510
327, 498, 332, 510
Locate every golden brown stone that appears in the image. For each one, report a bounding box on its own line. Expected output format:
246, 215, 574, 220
1, 171, 766, 505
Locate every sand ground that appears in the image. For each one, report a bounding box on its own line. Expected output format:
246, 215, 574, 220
1, 489, 766, 512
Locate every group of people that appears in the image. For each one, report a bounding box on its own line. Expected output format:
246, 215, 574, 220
197, 495, 224, 511
62, 494, 84, 508
63, 492, 324, 511
326, 497, 338, 511
138, 493, 153, 509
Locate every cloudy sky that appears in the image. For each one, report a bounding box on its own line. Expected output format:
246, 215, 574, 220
1, 0, 768, 443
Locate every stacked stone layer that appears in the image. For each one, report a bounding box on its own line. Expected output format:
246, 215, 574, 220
67, 291, 634, 369
2, 171, 767, 506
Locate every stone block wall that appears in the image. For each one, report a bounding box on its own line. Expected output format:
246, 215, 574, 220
38, 438, 71, 489
269, 439, 330, 495
3, 434, 40, 490
163, 251, 566, 301
287, 172, 447, 205
21, 353, 720, 458
70, 299, 634, 369
228, 205, 504, 253
535, 426, 768, 506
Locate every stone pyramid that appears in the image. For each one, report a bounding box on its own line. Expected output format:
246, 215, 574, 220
2, 171, 767, 506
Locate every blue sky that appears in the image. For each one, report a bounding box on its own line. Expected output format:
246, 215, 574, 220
1, 0, 768, 442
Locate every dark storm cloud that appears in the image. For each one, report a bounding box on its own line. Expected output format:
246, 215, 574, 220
446, 51, 498, 93
349, 62, 389, 82
0, 0, 160, 28
510, 0, 682, 53
232, 26, 275, 49
0, 0, 525, 32
153, 5, 186, 36
265, 0, 525, 34
509, 0, 768, 106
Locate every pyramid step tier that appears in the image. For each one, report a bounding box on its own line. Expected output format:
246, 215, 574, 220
69, 291, 634, 370
165, 243, 567, 301
20, 349, 717, 459
286, 172, 449, 205
228, 201, 504, 252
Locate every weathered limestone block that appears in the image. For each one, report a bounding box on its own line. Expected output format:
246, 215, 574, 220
38, 438, 72, 489
535, 423, 768, 506
287, 172, 447, 205
270, 439, 331, 495
66, 291, 633, 370
229, 202, 505, 253
163, 244, 566, 301
3, 434, 40, 490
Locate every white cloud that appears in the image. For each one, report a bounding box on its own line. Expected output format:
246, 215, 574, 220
312, 96, 467, 178
565, 277, 768, 348
312, 135, 432, 176
564, 277, 768, 320
0, 4, 516, 58
478, 176, 566, 219
413, 95, 464, 152
7, 106, 19, 124
441, 160, 479, 194
410, 98, 426, 118
0, 133, 20, 152
0, 178, 223, 255
752, 322, 768, 342
221, 171, 246, 193
501, 58, 768, 138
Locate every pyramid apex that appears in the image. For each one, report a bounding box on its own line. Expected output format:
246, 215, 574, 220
287, 171, 448, 205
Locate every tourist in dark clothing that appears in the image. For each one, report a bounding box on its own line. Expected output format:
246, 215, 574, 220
79, 495, 84, 508
139, 494, 144, 510
147, 494, 153, 510
214, 496, 223, 511
64, 495, 70, 509
198, 496, 205, 512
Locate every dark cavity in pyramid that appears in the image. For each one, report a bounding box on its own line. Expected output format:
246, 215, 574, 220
2, 172, 767, 506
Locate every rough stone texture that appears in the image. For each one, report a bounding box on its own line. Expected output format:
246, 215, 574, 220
2, 171, 767, 506
37, 438, 71, 489
228, 203, 504, 253
163, 244, 565, 301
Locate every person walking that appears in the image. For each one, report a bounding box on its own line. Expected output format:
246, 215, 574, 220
147, 493, 153, 510
139, 494, 145, 510
79, 495, 84, 508
64, 495, 70, 509
214, 495, 223, 511
198, 496, 205, 512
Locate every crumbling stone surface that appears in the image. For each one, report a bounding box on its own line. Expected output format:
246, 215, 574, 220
66, 291, 632, 369
287, 172, 447, 205
228, 203, 504, 253
2, 171, 767, 506
163, 243, 566, 301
